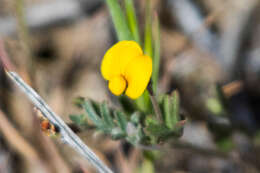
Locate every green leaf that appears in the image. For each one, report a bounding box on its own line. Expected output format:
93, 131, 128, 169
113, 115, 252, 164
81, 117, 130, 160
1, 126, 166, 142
163, 95, 172, 128
135, 90, 151, 113
152, 13, 160, 94
162, 91, 180, 130
100, 102, 115, 127
126, 123, 143, 145
171, 91, 180, 128
146, 122, 182, 142
83, 100, 103, 128
111, 127, 125, 139
69, 114, 86, 126
91, 100, 102, 117
114, 110, 128, 132
144, 0, 153, 57
124, 0, 140, 44
130, 112, 141, 125
146, 123, 170, 137
106, 0, 133, 40
135, 0, 153, 114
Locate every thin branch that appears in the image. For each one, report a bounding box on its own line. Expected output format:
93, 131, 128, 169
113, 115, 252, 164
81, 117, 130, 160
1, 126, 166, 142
0, 38, 113, 172
3, 70, 113, 173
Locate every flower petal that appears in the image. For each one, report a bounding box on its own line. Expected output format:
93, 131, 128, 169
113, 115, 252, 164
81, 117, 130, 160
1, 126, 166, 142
101, 41, 143, 80
124, 55, 152, 99
108, 76, 126, 96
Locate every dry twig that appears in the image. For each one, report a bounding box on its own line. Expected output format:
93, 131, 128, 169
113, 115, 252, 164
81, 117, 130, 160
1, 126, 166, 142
0, 41, 113, 173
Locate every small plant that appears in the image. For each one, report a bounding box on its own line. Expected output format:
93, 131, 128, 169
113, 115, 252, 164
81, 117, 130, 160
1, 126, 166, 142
71, 91, 183, 145
70, 0, 185, 147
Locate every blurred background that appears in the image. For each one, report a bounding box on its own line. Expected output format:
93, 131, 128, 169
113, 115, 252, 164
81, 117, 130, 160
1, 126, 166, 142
1, 0, 260, 172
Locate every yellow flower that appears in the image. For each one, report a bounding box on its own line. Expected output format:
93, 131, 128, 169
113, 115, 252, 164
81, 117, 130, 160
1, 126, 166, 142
101, 41, 152, 99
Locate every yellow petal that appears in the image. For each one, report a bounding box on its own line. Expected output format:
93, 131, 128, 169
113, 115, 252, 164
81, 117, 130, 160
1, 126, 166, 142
108, 76, 126, 96
125, 55, 152, 99
101, 41, 143, 80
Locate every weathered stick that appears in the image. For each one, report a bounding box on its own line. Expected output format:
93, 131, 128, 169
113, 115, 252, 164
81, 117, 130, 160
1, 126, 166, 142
0, 39, 112, 172
4, 70, 113, 173
0, 37, 112, 172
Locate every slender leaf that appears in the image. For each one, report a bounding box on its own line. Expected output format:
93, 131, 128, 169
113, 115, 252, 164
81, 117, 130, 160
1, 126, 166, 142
144, 0, 153, 57
69, 114, 86, 126
146, 124, 180, 142
124, 0, 140, 44
111, 127, 125, 139
106, 0, 133, 40
171, 91, 180, 128
152, 13, 160, 94
130, 112, 141, 125
163, 95, 172, 129
83, 100, 103, 127
114, 110, 128, 132
100, 102, 115, 127
135, 0, 153, 113
135, 90, 151, 113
